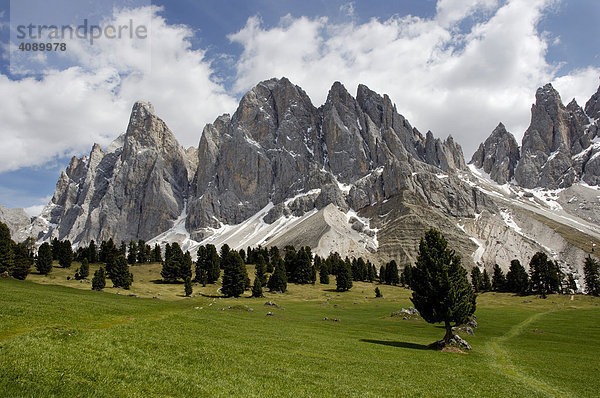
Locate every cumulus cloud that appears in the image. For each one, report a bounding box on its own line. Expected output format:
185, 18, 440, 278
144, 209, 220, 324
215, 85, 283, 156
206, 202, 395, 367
229, 0, 600, 156
0, 6, 237, 173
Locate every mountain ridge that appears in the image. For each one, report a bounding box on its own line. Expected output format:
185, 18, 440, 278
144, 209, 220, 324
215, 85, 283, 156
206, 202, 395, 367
4, 77, 600, 288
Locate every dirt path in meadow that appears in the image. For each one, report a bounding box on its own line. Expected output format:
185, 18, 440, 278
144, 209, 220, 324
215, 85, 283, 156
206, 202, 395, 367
490, 310, 565, 397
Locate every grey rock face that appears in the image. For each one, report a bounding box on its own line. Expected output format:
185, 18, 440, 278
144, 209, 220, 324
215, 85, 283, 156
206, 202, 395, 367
470, 123, 520, 184
504, 83, 600, 189
32, 78, 498, 250
186, 78, 478, 238
585, 86, 600, 121
0, 205, 30, 238
33, 101, 190, 245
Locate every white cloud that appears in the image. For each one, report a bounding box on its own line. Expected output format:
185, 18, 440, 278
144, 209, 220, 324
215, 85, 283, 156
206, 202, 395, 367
229, 0, 600, 157
24, 195, 51, 216
0, 6, 237, 173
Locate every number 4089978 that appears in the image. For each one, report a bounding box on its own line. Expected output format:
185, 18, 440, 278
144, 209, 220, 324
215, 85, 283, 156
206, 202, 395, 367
18, 42, 66, 51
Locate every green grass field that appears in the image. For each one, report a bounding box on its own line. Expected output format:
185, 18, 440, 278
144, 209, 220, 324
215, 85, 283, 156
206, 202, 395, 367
2, 263, 600, 397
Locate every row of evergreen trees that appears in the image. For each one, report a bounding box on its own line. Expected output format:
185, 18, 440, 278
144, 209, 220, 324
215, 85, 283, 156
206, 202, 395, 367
9, 222, 600, 298
0, 223, 33, 280
470, 253, 576, 298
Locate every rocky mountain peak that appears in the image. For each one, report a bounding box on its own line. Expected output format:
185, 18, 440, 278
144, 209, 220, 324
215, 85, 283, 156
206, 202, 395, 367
122, 101, 183, 160
585, 85, 600, 120
470, 122, 520, 184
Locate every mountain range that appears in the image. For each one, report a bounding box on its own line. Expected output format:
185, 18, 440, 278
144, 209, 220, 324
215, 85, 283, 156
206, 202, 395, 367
5, 77, 600, 288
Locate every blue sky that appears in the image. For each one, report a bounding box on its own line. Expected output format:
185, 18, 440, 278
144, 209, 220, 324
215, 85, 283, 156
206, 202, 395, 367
0, 0, 598, 215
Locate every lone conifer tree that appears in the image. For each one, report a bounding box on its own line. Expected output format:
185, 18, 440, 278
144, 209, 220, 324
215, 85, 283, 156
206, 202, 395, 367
411, 229, 476, 347
36, 242, 53, 275
92, 267, 106, 291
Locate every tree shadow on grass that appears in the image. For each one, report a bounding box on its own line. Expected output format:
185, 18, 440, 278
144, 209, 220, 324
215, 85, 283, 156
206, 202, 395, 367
360, 339, 430, 351
150, 279, 183, 285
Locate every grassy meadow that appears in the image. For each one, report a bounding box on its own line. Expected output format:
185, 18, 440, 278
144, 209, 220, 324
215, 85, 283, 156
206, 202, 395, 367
1, 262, 600, 397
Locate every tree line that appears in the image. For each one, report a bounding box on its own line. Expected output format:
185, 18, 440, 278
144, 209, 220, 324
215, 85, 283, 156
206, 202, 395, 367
4, 220, 600, 299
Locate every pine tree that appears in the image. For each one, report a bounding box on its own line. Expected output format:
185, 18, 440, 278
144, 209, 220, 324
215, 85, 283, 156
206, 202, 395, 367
51, 237, 60, 260
470, 267, 482, 292
251, 275, 263, 298
319, 260, 330, 284
293, 247, 313, 284
482, 269, 492, 291
367, 261, 375, 282
75, 258, 89, 280
92, 267, 106, 291
137, 240, 147, 263
161, 243, 184, 282
506, 259, 529, 295
284, 246, 298, 282
151, 243, 162, 263
583, 256, 600, 296
411, 229, 476, 346
161, 256, 180, 282
255, 254, 267, 286
375, 286, 383, 298
219, 244, 230, 269
267, 247, 279, 273
180, 251, 193, 281
58, 240, 73, 268
379, 264, 386, 283
401, 264, 414, 287
267, 258, 287, 293
119, 241, 127, 257
492, 264, 506, 292
206, 244, 221, 283
127, 240, 138, 265
385, 260, 400, 285
11, 242, 32, 280
566, 273, 577, 293
221, 251, 247, 297
111, 255, 133, 289
336, 259, 353, 292
184, 277, 193, 297
529, 252, 560, 298
88, 240, 98, 263
36, 242, 53, 275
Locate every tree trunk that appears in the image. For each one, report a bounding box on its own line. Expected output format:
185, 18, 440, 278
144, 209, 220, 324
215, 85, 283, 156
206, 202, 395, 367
443, 320, 454, 344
